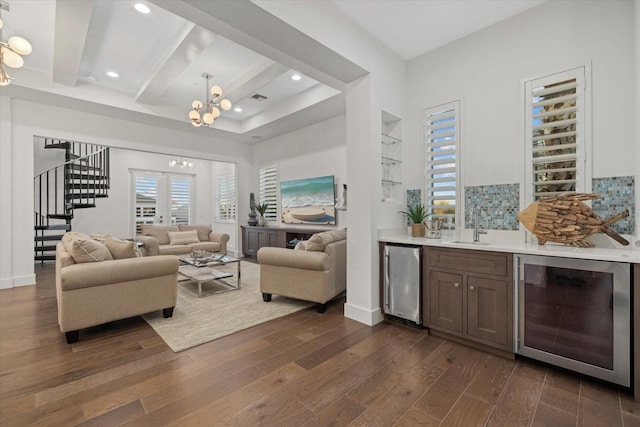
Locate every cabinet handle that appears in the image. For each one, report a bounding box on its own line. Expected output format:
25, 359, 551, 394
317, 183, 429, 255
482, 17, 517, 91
454, 283, 460, 288
469, 285, 475, 291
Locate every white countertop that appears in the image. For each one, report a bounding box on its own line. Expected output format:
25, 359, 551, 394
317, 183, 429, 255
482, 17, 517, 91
378, 228, 640, 263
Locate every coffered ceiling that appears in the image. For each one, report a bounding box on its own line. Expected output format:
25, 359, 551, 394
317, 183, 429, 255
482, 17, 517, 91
0, 0, 547, 143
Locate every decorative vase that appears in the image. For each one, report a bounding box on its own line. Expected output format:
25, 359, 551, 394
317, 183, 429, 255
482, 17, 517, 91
411, 223, 425, 237
258, 214, 265, 226
248, 193, 258, 226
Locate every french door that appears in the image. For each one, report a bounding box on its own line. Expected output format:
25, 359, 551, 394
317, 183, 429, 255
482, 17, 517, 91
131, 170, 194, 235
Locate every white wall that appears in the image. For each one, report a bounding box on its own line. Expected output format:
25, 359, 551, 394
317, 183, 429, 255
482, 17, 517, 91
405, 0, 636, 222
251, 114, 347, 228
0, 97, 251, 288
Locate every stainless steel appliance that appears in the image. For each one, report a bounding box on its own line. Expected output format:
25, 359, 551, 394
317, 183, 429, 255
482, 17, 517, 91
383, 244, 422, 324
515, 254, 631, 386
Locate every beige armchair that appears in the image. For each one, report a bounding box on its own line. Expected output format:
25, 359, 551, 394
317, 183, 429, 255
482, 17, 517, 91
56, 233, 179, 343
257, 230, 346, 313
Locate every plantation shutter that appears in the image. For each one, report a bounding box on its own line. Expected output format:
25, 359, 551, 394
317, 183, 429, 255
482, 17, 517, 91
525, 67, 586, 201
134, 175, 159, 234
169, 176, 192, 225
259, 166, 278, 221
215, 173, 236, 221
424, 101, 459, 220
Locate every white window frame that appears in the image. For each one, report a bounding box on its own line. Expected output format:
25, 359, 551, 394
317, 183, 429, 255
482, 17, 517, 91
524, 66, 591, 204
259, 165, 279, 221
214, 172, 236, 223
423, 100, 461, 226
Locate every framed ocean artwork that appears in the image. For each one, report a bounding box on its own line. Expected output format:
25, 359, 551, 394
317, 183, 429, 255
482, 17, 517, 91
280, 175, 336, 225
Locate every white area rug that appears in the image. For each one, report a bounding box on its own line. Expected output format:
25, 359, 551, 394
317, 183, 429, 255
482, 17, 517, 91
143, 261, 313, 352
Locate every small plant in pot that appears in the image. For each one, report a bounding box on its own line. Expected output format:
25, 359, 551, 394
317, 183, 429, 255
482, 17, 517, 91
255, 202, 269, 226
400, 204, 428, 237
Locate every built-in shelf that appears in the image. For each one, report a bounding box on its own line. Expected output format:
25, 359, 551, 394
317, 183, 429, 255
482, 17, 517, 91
381, 156, 402, 165
381, 112, 402, 203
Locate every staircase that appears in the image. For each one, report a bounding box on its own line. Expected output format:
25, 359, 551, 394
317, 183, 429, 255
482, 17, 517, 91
34, 138, 110, 262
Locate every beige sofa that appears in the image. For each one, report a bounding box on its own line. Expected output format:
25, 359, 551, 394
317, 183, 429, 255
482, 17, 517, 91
56, 233, 179, 343
257, 230, 346, 313
140, 224, 229, 255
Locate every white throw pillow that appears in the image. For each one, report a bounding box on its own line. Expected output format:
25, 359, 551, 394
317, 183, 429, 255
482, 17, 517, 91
167, 230, 200, 245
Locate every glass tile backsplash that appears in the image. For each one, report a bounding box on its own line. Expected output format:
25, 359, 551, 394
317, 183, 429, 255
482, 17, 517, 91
464, 184, 520, 230
461, 177, 635, 234
592, 176, 635, 235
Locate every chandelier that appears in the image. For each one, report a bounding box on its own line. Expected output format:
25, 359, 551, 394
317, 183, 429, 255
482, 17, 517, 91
0, 4, 32, 86
188, 73, 231, 127
169, 157, 193, 168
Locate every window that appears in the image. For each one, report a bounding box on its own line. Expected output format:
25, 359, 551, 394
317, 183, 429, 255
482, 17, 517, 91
525, 67, 587, 202
131, 171, 194, 235
259, 166, 278, 221
424, 101, 460, 225
215, 173, 236, 222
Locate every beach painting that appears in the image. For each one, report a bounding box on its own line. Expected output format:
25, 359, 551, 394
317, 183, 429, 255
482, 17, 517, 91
281, 175, 336, 225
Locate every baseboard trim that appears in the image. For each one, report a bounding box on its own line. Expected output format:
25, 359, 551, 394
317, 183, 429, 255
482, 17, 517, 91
0, 277, 13, 289
12, 274, 36, 287
344, 303, 384, 326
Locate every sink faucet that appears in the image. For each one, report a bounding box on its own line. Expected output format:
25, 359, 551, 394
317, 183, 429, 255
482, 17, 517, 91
473, 210, 488, 242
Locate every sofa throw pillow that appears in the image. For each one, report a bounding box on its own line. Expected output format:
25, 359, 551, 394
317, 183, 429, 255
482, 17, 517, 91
306, 229, 347, 251
168, 230, 200, 245
104, 238, 142, 259
140, 225, 179, 245
178, 225, 212, 242
64, 237, 113, 263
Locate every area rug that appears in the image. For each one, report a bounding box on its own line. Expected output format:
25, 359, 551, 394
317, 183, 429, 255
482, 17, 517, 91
143, 261, 313, 352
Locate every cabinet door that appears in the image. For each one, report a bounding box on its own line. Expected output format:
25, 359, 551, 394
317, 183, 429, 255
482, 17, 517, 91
246, 229, 258, 256
467, 276, 509, 346
267, 231, 279, 247
428, 270, 463, 333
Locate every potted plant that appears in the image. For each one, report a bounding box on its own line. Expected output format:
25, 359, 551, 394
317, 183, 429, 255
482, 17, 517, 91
400, 204, 428, 237
255, 202, 269, 226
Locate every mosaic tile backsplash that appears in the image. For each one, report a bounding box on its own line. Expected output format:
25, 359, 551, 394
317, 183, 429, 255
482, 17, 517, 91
592, 176, 635, 235
464, 184, 520, 230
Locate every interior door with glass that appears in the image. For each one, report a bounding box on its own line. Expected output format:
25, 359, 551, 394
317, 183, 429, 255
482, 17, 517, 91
131, 171, 194, 235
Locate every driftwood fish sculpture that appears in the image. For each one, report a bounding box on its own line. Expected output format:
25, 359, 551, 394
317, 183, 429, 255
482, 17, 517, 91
517, 193, 629, 247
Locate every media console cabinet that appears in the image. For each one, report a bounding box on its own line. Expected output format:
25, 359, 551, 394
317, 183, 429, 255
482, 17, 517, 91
241, 225, 327, 258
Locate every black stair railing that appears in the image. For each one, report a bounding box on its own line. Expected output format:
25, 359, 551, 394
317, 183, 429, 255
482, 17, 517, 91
34, 139, 110, 261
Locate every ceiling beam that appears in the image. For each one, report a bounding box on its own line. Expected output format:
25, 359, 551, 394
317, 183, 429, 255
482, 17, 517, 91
52, 0, 93, 86
151, 0, 366, 92
135, 24, 215, 105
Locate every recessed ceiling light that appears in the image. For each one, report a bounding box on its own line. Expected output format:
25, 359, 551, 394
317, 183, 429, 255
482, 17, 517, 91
106, 71, 119, 78
234, 107, 243, 112
291, 74, 302, 81
134, 3, 150, 14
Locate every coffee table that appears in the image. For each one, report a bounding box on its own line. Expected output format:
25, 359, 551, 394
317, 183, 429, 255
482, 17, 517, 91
177, 254, 241, 298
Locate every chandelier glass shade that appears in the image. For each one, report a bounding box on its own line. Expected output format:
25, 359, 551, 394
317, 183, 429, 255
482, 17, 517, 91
0, 15, 32, 86
189, 73, 232, 127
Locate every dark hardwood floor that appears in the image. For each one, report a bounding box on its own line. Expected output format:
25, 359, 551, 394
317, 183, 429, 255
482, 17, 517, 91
0, 263, 638, 426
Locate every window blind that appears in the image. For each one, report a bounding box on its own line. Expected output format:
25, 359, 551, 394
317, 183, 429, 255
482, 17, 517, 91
134, 176, 158, 234
170, 177, 192, 225
259, 166, 278, 221
424, 101, 459, 220
215, 173, 236, 221
525, 67, 585, 201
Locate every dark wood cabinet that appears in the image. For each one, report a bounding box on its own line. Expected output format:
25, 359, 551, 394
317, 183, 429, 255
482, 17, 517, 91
423, 247, 513, 353
241, 226, 328, 258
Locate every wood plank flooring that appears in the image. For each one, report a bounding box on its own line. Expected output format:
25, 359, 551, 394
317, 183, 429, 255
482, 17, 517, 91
0, 263, 638, 426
